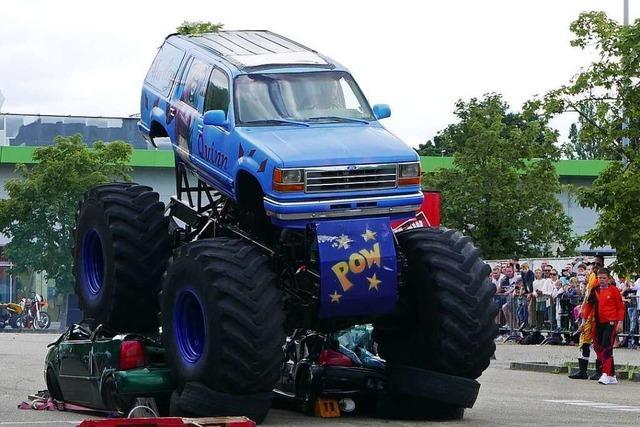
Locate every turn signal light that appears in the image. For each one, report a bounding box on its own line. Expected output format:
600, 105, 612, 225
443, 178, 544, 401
398, 176, 421, 185
119, 340, 145, 371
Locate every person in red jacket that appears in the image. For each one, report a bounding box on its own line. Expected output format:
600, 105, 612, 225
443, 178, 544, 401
581, 267, 625, 385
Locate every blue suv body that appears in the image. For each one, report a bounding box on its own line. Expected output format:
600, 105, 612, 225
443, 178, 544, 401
139, 31, 423, 230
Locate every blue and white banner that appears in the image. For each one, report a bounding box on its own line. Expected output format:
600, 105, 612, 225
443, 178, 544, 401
316, 217, 397, 318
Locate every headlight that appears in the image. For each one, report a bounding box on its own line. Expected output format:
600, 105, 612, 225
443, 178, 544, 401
398, 162, 421, 185
281, 169, 303, 184
399, 162, 420, 177
273, 168, 304, 192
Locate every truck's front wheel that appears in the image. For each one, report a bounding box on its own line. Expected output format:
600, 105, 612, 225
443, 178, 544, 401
373, 228, 497, 416
161, 238, 285, 422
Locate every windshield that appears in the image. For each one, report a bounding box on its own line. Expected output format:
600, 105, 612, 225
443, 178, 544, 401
234, 71, 375, 125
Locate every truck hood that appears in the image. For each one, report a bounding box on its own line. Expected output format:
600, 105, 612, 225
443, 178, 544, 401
236, 124, 418, 168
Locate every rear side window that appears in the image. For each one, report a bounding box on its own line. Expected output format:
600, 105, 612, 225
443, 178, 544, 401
179, 58, 212, 111
204, 69, 230, 115
145, 43, 185, 97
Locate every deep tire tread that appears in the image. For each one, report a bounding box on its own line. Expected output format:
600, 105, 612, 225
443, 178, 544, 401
375, 227, 497, 380
162, 238, 285, 395
73, 182, 170, 332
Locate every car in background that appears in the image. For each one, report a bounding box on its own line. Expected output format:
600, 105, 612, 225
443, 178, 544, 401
44, 321, 173, 415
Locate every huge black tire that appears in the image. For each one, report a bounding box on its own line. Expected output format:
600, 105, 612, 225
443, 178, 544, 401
73, 183, 170, 333
174, 382, 273, 424
160, 238, 285, 404
374, 228, 497, 380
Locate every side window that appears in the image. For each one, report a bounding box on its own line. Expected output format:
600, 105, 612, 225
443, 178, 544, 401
179, 58, 212, 111
144, 43, 184, 97
204, 69, 230, 115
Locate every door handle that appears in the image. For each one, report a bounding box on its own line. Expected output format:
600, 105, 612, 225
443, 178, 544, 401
168, 106, 176, 117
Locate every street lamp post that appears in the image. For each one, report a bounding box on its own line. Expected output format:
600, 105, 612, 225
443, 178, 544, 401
622, 0, 630, 159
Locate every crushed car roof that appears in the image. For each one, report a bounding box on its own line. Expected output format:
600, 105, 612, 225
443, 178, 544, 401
180, 30, 332, 70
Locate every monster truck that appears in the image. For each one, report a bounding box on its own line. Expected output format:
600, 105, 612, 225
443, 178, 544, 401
73, 30, 497, 421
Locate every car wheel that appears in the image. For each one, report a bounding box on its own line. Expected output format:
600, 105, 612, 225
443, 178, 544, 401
46, 368, 64, 402
102, 376, 134, 415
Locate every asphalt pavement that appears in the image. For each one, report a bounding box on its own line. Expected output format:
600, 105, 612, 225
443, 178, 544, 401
2, 333, 640, 426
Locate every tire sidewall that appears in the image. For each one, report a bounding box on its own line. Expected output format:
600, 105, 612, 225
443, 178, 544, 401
162, 256, 219, 387
74, 198, 115, 315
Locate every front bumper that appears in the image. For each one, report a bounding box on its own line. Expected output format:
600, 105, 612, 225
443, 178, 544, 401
263, 192, 423, 222
311, 365, 387, 397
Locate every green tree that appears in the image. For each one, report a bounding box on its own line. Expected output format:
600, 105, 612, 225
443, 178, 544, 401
416, 134, 458, 157
176, 21, 224, 35
545, 11, 640, 273
562, 104, 616, 160
0, 135, 132, 293
423, 94, 578, 259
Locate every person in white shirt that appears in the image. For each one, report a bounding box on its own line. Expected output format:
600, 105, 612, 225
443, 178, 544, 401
529, 269, 544, 329
530, 268, 554, 328
551, 271, 565, 330
490, 266, 501, 291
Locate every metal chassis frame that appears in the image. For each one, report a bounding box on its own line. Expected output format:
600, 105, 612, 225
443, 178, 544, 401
171, 162, 275, 255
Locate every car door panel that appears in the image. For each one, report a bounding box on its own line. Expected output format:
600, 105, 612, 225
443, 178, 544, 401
57, 340, 94, 405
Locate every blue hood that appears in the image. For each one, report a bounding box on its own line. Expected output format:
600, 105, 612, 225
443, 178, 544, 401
237, 124, 418, 168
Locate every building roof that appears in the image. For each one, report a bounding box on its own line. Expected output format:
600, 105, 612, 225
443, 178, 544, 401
182, 30, 331, 70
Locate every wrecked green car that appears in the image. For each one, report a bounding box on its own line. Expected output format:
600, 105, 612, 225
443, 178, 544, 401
44, 322, 173, 414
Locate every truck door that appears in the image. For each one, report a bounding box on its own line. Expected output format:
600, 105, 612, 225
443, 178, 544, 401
194, 67, 233, 191
169, 55, 211, 162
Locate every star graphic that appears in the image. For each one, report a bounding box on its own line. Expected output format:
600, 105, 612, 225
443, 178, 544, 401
367, 273, 382, 291
336, 234, 353, 250
329, 290, 342, 303
361, 228, 377, 242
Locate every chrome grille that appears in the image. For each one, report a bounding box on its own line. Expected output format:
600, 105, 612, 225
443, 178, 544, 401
305, 164, 397, 193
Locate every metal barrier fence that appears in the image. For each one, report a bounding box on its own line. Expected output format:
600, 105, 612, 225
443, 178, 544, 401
495, 294, 640, 345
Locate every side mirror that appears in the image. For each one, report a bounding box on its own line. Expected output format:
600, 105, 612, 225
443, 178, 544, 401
203, 110, 227, 127
372, 104, 391, 120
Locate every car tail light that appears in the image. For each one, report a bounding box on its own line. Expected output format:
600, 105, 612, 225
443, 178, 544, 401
119, 340, 145, 370
318, 349, 353, 367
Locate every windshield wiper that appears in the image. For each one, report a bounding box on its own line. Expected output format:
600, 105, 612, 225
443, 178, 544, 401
307, 116, 370, 124
243, 119, 309, 127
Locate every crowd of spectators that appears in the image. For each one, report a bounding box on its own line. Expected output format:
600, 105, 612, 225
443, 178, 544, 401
491, 258, 640, 346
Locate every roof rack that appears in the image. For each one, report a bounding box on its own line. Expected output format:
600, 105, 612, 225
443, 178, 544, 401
183, 30, 333, 70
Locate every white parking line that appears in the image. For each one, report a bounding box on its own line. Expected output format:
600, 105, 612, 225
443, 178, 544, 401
545, 399, 640, 412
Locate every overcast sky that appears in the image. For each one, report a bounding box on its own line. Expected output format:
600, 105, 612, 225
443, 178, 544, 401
0, 0, 636, 147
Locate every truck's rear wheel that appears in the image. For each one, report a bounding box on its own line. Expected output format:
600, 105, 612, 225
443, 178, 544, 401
160, 238, 285, 421
373, 228, 497, 415
73, 183, 170, 332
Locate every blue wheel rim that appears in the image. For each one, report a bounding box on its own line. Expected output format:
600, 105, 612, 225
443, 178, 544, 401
82, 230, 104, 298
175, 290, 206, 364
